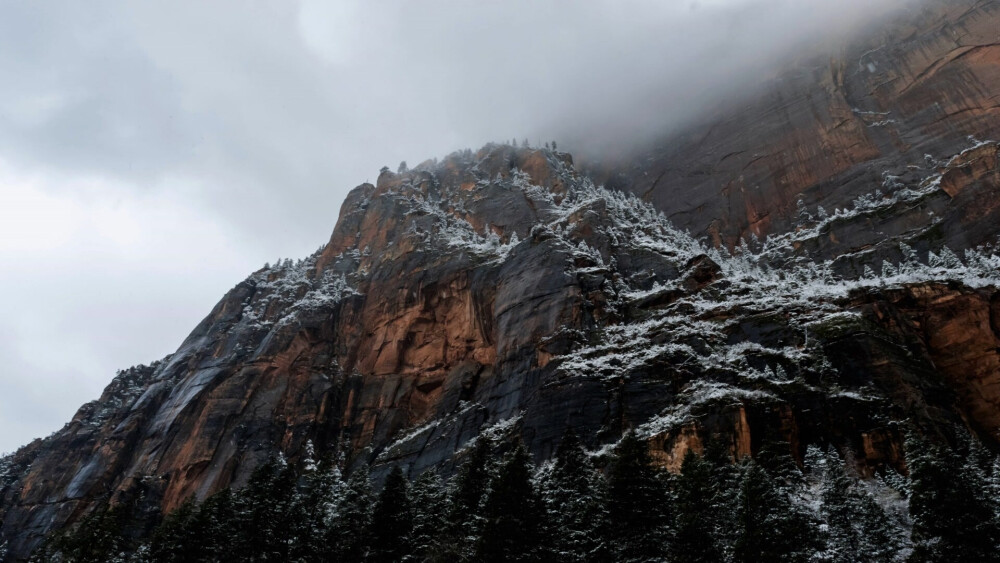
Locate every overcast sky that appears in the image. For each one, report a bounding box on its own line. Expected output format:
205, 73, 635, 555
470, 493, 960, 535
0, 0, 918, 453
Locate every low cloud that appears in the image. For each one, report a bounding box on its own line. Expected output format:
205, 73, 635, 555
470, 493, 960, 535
0, 0, 918, 451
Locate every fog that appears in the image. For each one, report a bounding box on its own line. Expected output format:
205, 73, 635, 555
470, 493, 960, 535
0, 0, 919, 452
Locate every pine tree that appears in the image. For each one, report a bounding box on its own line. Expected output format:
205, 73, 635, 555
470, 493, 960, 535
672, 450, 724, 563
733, 461, 820, 563
327, 467, 374, 562
938, 246, 963, 269
371, 465, 414, 563
899, 243, 921, 274
148, 498, 200, 562
703, 439, 741, 555
607, 430, 671, 562
193, 488, 241, 563
907, 434, 1000, 562
444, 435, 494, 558
755, 439, 803, 493
236, 457, 300, 561
409, 470, 448, 560
796, 199, 813, 224
477, 442, 545, 562
540, 430, 610, 562
819, 448, 901, 563
854, 488, 904, 562
40, 504, 133, 563
296, 455, 345, 561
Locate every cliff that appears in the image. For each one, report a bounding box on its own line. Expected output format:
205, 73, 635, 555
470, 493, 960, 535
3, 0, 1000, 559
2, 143, 999, 559
601, 0, 1000, 268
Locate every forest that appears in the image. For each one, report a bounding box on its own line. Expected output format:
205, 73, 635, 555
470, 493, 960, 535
27, 428, 1000, 563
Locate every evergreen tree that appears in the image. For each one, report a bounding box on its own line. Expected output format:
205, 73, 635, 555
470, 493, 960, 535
672, 450, 724, 563
327, 467, 374, 561
444, 435, 494, 558
907, 434, 1000, 562
477, 442, 545, 562
409, 470, 448, 561
296, 455, 345, 561
371, 465, 414, 563
990, 456, 1000, 522
194, 488, 241, 563
607, 430, 670, 562
819, 448, 901, 563
147, 498, 199, 562
733, 461, 820, 563
540, 430, 610, 562
755, 439, 803, 492
37, 503, 133, 563
235, 457, 300, 561
703, 439, 740, 556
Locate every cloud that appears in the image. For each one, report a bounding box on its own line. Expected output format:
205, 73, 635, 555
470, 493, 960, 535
0, 162, 250, 452
0, 0, 918, 451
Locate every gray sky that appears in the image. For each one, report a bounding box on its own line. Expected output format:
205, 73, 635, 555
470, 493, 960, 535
0, 0, 916, 453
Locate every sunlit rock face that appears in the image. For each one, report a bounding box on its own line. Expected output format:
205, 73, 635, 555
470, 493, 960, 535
3, 1, 1000, 560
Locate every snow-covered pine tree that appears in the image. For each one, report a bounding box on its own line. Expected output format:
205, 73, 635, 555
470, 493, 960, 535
409, 470, 448, 560
733, 460, 821, 563
476, 442, 546, 562
327, 467, 374, 562
607, 430, 671, 562
370, 465, 413, 563
443, 435, 494, 559
898, 243, 921, 275
819, 447, 901, 563
938, 246, 964, 269
906, 433, 1000, 562
755, 439, 804, 494
236, 456, 301, 560
539, 430, 610, 562
672, 449, 725, 563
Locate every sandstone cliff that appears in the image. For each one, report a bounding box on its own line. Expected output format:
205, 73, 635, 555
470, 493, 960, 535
600, 0, 1000, 267
3, 0, 1000, 560
2, 142, 999, 559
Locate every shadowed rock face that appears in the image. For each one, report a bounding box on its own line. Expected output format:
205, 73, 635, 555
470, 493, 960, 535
600, 0, 1000, 262
2, 143, 998, 560
3, 2, 1000, 560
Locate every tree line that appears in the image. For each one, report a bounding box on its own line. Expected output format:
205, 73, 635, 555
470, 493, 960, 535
29, 430, 1000, 563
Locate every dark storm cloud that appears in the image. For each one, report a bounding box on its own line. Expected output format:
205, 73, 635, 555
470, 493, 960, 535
0, 0, 917, 451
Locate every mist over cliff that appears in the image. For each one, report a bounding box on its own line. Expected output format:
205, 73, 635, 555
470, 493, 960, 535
0, 0, 923, 454
6, 0, 1000, 561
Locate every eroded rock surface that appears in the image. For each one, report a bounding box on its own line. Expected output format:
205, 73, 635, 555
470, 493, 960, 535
601, 0, 1000, 265
2, 143, 998, 560
3, 1, 1000, 559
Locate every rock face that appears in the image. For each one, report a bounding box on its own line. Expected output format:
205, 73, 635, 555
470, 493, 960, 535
2, 1, 1000, 560
600, 0, 1000, 267
2, 144, 998, 560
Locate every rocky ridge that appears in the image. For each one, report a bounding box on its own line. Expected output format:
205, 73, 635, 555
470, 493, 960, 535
1, 141, 999, 559
3, 0, 1000, 558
